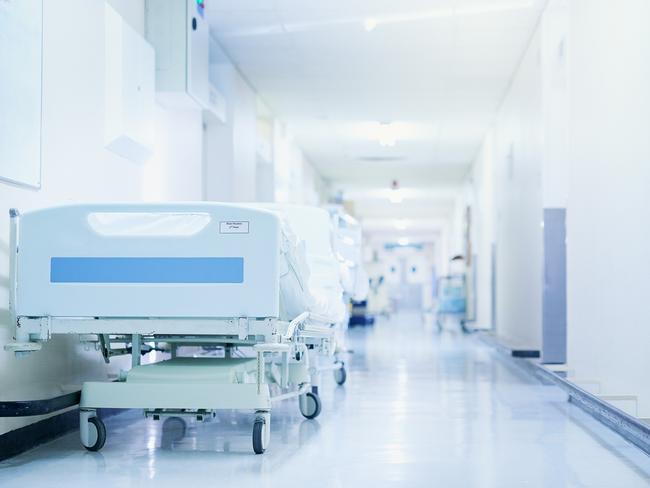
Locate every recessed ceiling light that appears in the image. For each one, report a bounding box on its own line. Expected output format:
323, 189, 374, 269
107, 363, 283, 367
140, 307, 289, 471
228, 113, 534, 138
377, 123, 397, 147
350, 121, 433, 147
363, 18, 378, 32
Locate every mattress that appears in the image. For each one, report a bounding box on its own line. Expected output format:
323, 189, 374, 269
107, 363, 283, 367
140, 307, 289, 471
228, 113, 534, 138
247, 204, 347, 324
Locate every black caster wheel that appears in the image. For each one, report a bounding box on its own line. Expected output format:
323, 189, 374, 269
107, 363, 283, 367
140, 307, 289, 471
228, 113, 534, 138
83, 416, 106, 452
299, 391, 322, 419
461, 321, 473, 334
333, 364, 347, 386
252, 418, 266, 454
162, 416, 187, 443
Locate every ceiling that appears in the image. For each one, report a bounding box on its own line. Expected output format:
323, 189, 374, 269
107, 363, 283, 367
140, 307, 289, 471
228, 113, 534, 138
207, 0, 545, 230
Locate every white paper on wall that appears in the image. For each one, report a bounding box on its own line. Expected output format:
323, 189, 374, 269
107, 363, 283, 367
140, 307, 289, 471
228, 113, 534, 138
0, 0, 43, 188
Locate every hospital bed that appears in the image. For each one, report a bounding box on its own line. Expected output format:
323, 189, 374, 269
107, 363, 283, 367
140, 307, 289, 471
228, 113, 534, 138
435, 274, 469, 333
5, 203, 345, 454
246, 203, 350, 387
326, 206, 369, 305
325, 206, 370, 336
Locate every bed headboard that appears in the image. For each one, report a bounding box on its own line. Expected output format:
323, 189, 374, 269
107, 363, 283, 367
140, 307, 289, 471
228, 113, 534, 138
12, 203, 280, 319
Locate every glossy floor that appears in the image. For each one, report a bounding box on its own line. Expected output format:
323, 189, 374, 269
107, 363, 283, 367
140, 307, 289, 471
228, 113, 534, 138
1, 313, 650, 487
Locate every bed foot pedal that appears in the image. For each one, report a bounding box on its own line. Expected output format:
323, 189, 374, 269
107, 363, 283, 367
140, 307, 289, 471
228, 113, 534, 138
4, 342, 42, 355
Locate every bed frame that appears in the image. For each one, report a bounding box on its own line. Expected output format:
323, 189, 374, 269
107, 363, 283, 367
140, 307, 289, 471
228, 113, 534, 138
4, 203, 339, 454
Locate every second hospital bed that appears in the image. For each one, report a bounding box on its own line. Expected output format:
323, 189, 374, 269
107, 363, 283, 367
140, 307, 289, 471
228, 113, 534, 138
5, 203, 348, 454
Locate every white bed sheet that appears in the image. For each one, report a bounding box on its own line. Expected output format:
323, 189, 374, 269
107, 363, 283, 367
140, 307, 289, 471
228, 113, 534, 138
247, 204, 347, 324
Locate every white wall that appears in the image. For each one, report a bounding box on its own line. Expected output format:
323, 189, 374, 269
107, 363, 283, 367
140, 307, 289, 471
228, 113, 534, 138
467, 0, 650, 417
0, 0, 203, 435
465, 27, 545, 344
468, 1, 570, 344
203, 115, 235, 201
205, 43, 258, 202
301, 158, 327, 205
468, 133, 496, 330
449, 192, 467, 260
206, 42, 326, 205
230, 75, 258, 202
255, 109, 275, 202
145, 106, 203, 201
255, 160, 275, 202
272, 120, 291, 203
273, 120, 326, 205
540, 0, 570, 209
492, 29, 544, 349
566, 0, 650, 417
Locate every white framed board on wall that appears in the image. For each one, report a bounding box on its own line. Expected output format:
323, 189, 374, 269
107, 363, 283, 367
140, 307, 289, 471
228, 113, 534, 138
0, 0, 43, 189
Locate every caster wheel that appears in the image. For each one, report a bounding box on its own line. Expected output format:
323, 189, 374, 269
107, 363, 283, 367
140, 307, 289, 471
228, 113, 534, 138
83, 416, 106, 452
299, 391, 322, 419
252, 418, 266, 454
333, 364, 347, 386
162, 417, 187, 442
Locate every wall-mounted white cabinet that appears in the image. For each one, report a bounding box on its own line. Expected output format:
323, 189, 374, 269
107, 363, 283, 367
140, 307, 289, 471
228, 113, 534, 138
104, 4, 155, 163
145, 0, 210, 110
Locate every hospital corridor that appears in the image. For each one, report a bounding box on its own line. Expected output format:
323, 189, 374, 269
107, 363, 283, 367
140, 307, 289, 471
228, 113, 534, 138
1, 314, 649, 487
1, 0, 650, 487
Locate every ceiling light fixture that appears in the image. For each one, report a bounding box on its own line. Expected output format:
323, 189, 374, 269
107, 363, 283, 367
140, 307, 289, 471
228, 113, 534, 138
378, 123, 397, 147
398, 237, 410, 246
349, 121, 433, 146
359, 2, 536, 32
363, 18, 378, 32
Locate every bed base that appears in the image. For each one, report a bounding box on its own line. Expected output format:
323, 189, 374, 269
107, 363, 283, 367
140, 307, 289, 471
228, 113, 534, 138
79, 350, 317, 454
12, 313, 341, 454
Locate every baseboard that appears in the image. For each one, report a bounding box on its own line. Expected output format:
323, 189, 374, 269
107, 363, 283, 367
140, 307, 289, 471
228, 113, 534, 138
477, 331, 540, 358
482, 333, 650, 457
531, 364, 650, 456
0, 408, 121, 462
0, 390, 81, 417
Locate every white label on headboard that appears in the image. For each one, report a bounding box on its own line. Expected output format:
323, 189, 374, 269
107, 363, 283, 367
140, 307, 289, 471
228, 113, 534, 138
220, 221, 250, 234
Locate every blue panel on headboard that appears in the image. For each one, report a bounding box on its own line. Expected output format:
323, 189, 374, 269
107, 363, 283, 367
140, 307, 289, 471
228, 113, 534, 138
50, 257, 244, 284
